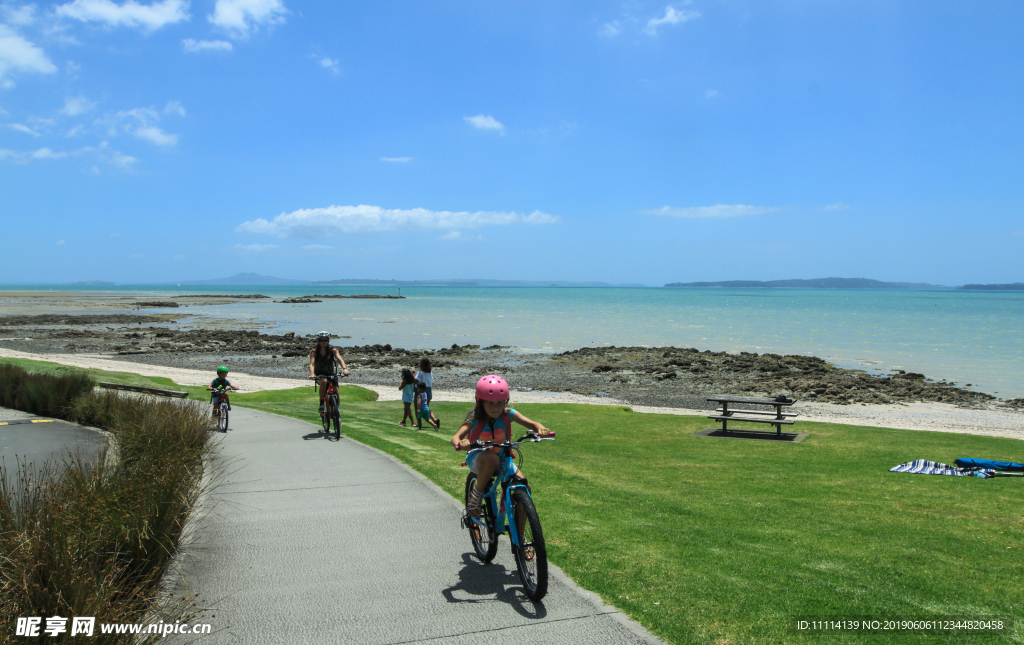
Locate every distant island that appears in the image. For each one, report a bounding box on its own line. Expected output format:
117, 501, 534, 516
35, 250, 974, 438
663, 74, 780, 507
957, 283, 1024, 291
177, 273, 308, 286
72, 280, 116, 286
665, 278, 952, 290
312, 279, 648, 287
166, 273, 645, 287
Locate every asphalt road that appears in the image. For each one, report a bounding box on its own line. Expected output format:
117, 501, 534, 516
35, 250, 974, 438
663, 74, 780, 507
0, 407, 107, 483
165, 406, 664, 644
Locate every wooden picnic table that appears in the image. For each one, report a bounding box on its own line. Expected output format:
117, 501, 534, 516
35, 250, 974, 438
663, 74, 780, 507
706, 394, 798, 436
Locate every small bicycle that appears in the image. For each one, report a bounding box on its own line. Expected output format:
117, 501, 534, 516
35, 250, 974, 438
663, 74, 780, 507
312, 374, 345, 438
459, 431, 555, 601
212, 385, 231, 432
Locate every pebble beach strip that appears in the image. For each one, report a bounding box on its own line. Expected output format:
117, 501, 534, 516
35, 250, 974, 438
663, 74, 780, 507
2, 347, 1021, 441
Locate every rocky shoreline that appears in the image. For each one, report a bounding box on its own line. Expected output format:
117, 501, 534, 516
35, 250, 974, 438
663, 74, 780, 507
1, 313, 1015, 412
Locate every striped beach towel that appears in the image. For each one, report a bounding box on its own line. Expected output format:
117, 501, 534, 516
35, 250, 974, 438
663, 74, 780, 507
890, 460, 996, 478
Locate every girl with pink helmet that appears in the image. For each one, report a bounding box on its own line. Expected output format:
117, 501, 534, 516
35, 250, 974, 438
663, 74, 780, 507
451, 375, 553, 518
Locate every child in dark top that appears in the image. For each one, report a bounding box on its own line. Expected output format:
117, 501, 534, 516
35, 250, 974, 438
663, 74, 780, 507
399, 368, 417, 426
207, 366, 238, 416
414, 382, 438, 430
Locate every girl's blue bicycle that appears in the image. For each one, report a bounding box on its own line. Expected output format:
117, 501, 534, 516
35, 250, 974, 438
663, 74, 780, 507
460, 431, 554, 601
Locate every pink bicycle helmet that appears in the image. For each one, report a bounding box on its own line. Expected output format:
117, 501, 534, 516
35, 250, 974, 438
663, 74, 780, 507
475, 375, 509, 401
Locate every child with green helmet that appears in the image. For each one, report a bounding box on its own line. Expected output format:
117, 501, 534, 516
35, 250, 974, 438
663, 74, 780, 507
207, 366, 238, 416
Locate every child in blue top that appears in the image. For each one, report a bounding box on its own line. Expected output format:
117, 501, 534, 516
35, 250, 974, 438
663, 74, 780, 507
414, 382, 438, 430
451, 375, 552, 518
398, 368, 417, 426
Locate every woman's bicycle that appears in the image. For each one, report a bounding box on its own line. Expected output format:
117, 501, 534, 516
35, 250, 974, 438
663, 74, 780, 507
459, 431, 555, 601
312, 374, 345, 438
212, 386, 231, 432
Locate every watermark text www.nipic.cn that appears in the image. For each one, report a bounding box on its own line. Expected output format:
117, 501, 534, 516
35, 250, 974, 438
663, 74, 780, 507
15, 616, 213, 638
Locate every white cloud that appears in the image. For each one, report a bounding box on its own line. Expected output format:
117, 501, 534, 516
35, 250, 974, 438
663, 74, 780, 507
237, 205, 560, 239
0, 24, 57, 87
55, 239, 66, 245
440, 231, 484, 243
133, 125, 177, 145
465, 114, 504, 131
303, 244, 332, 250
0, 106, 7, 115
380, 156, 412, 163
704, 89, 718, 99
129, 253, 145, 259
646, 204, 779, 218
104, 105, 180, 145
208, 0, 286, 36
599, 21, 621, 37
33, 147, 68, 158
181, 38, 232, 52
0, 140, 137, 169
7, 123, 39, 136
3, 4, 37, 26
61, 95, 97, 116
234, 243, 278, 252
55, 0, 190, 31
823, 202, 851, 211
645, 4, 700, 35
110, 151, 137, 168
163, 99, 185, 116
318, 56, 339, 74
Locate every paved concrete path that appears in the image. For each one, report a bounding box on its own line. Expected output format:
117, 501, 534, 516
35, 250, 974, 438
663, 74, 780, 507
167, 407, 663, 644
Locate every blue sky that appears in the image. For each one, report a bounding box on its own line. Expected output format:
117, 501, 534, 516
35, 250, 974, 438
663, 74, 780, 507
1, 0, 1021, 286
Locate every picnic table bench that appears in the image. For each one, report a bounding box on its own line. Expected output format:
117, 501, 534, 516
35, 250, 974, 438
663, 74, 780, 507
706, 394, 798, 437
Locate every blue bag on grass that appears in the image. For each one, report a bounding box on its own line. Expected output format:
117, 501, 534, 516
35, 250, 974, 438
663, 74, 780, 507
955, 458, 1024, 472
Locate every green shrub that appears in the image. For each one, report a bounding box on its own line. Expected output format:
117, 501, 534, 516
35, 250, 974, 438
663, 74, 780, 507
1, 390, 212, 642
0, 362, 94, 418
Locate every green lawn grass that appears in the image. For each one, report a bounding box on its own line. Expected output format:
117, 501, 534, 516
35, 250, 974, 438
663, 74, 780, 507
5, 358, 1022, 644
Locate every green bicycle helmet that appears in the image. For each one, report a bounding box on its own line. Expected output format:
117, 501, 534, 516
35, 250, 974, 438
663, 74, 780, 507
217, 366, 228, 374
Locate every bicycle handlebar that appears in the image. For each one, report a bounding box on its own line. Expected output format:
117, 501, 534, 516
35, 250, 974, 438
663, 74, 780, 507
455, 431, 555, 451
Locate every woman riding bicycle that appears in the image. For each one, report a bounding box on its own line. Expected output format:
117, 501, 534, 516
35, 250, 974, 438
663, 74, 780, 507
308, 331, 350, 416
451, 375, 552, 518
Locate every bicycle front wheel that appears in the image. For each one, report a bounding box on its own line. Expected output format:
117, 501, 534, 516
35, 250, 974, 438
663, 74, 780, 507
331, 395, 341, 437
465, 473, 498, 562
219, 405, 229, 432
321, 401, 331, 433
511, 488, 548, 601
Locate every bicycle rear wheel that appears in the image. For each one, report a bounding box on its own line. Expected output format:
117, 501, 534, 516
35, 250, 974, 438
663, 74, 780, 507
511, 488, 547, 601
465, 473, 498, 562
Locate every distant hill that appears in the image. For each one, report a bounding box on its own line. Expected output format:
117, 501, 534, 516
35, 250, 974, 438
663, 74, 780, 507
665, 278, 952, 290
178, 273, 310, 286
957, 282, 1024, 291
313, 279, 648, 287
72, 280, 116, 286
172, 274, 646, 287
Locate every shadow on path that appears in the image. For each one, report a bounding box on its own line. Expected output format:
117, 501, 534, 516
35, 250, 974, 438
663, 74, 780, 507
441, 552, 548, 619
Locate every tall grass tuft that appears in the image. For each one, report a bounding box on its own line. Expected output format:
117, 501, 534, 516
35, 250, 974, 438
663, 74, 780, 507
0, 362, 95, 418
1, 372, 213, 642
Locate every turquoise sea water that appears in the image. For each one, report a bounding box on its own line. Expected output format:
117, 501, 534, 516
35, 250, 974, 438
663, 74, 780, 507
4, 285, 1024, 398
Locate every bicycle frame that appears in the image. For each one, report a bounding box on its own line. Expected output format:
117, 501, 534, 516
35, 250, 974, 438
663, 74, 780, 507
212, 387, 230, 412
468, 435, 549, 548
